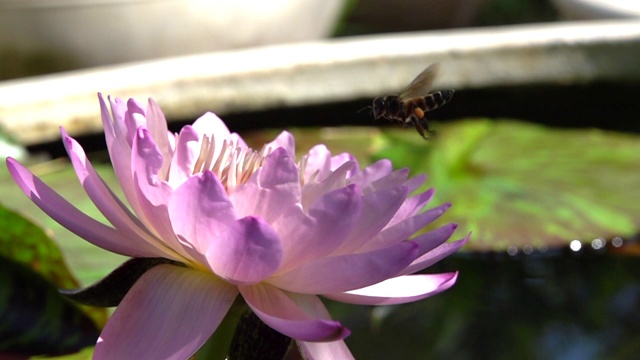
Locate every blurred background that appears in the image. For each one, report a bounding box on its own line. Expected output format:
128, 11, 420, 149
1, 0, 640, 358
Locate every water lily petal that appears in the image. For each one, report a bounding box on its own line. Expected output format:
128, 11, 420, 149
323, 272, 458, 305
191, 112, 232, 161
231, 148, 300, 223
146, 97, 172, 180
275, 184, 362, 272
348, 159, 393, 188
6, 158, 152, 257
170, 171, 236, 258
303, 145, 331, 182
412, 223, 459, 257
387, 187, 435, 228
404, 173, 427, 194
400, 234, 470, 275
131, 128, 190, 259
330, 153, 358, 175
168, 125, 200, 187
94, 264, 237, 360
61, 129, 169, 257
266, 131, 295, 157
337, 184, 409, 254
301, 161, 354, 211
240, 284, 349, 342
365, 168, 410, 194
100, 94, 140, 218
269, 240, 419, 294
206, 216, 283, 285
363, 202, 451, 251
297, 340, 355, 360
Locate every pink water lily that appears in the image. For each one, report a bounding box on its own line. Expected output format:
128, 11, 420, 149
6, 94, 468, 359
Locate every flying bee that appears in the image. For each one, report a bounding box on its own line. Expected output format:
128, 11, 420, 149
372, 63, 454, 139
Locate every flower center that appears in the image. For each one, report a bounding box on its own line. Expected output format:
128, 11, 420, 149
192, 135, 271, 192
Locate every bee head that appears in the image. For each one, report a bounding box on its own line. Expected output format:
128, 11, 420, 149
372, 97, 385, 119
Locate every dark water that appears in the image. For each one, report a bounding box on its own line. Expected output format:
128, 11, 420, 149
327, 240, 640, 360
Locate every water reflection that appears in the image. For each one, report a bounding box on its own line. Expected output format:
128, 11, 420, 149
327, 240, 640, 359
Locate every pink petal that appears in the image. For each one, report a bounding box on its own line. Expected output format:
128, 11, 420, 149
330, 153, 358, 175
404, 173, 427, 193
412, 223, 458, 257
266, 131, 295, 157
191, 112, 231, 160
100, 95, 139, 218
303, 145, 331, 182
6, 157, 155, 257
362, 202, 451, 251
274, 184, 362, 272
131, 129, 189, 257
336, 184, 409, 254
231, 148, 300, 224
205, 216, 283, 285
387, 187, 435, 228
168, 125, 199, 187
94, 264, 238, 360
169, 171, 236, 258
400, 234, 470, 275
123, 98, 147, 145
61, 129, 169, 257
297, 340, 355, 360
347, 159, 393, 188
365, 168, 410, 193
301, 161, 354, 211
146, 98, 172, 180
269, 240, 419, 294
323, 272, 459, 305
240, 284, 349, 342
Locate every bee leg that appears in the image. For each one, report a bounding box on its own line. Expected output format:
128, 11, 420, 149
415, 116, 433, 140
414, 121, 428, 140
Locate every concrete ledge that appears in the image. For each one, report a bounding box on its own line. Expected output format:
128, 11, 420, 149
1, 19, 640, 145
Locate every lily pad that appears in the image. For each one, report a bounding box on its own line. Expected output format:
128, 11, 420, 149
373, 118, 640, 251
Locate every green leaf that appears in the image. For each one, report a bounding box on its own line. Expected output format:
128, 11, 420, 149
0, 205, 79, 289
374, 119, 640, 250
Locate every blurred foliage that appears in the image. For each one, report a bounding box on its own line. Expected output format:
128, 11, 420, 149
374, 119, 640, 250
0, 205, 79, 289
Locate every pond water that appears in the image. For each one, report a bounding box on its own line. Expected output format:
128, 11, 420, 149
329, 240, 640, 359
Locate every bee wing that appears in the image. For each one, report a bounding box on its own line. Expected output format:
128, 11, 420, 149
397, 63, 439, 101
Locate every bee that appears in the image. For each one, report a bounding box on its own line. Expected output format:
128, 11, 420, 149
372, 63, 454, 139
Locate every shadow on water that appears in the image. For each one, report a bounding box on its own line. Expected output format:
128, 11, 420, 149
327, 242, 640, 360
